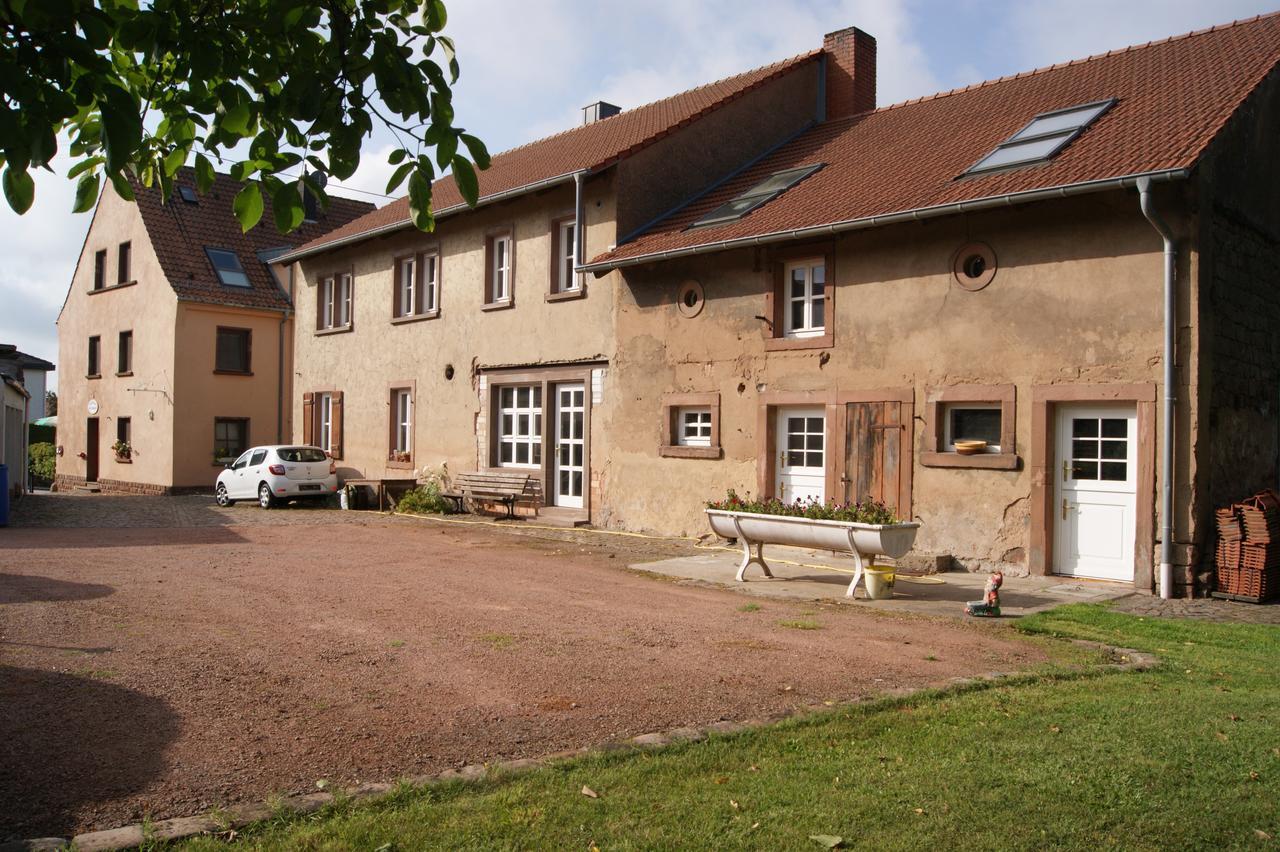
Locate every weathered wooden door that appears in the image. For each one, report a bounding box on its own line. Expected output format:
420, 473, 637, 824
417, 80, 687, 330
842, 401, 907, 513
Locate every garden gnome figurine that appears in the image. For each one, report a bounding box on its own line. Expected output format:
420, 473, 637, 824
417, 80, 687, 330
965, 570, 1003, 617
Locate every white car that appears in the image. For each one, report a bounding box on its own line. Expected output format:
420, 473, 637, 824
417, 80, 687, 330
215, 445, 338, 509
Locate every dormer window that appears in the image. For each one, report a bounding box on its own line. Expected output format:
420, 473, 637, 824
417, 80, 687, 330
691, 163, 824, 228
964, 99, 1116, 176
206, 248, 251, 287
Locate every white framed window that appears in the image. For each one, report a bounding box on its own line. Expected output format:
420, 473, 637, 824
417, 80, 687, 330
497, 384, 542, 467
337, 273, 352, 326
422, 252, 439, 313
677, 407, 712, 447
490, 234, 511, 302
397, 256, 416, 318
318, 392, 333, 452
783, 259, 825, 338
393, 388, 412, 455
943, 402, 1002, 452
557, 220, 578, 292
319, 277, 335, 328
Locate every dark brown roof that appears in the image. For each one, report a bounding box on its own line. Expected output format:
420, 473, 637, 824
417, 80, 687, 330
588, 13, 1280, 269
289, 50, 821, 258
133, 168, 374, 311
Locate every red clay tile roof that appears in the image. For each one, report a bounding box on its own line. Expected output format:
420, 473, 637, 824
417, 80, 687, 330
588, 13, 1280, 270
134, 168, 374, 311
288, 50, 821, 258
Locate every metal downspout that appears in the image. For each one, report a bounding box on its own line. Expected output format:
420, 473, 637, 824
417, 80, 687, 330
1137, 177, 1177, 599
277, 263, 293, 443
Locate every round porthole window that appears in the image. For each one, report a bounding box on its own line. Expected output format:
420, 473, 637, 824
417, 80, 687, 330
951, 241, 997, 291
677, 280, 705, 318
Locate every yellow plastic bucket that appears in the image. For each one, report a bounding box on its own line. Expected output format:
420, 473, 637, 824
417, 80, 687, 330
864, 566, 896, 600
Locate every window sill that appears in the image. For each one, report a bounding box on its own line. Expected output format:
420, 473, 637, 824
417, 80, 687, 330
213, 369, 253, 376
88, 280, 137, 295
390, 311, 440, 325
115, 371, 133, 378
315, 325, 353, 336
659, 444, 721, 460
86, 374, 102, 380
481, 299, 514, 312
114, 456, 132, 464
546, 287, 585, 303
387, 459, 414, 470
765, 332, 833, 352
920, 451, 1020, 470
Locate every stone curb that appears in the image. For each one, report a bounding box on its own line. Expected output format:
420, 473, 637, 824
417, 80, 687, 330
3, 639, 1159, 851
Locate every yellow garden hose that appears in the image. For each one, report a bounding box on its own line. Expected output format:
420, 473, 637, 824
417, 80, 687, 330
390, 510, 946, 584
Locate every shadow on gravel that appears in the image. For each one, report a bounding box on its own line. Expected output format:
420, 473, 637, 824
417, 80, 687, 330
0, 666, 179, 839
0, 574, 114, 605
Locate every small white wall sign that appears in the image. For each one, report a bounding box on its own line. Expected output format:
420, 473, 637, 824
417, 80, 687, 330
87, 398, 99, 415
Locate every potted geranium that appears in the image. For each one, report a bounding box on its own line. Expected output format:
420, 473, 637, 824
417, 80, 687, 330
705, 490, 920, 597
112, 439, 132, 462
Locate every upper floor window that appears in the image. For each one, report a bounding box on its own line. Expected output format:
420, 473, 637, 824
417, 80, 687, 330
215, 327, 251, 374
117, 241, 131, 284
784, 259, 825, 338
555, 219, 578, 293
206, 248, 251, 288
393, 253, 440, 319
318, 273, 353, 330
486, 232, 513, 305
93, 249, 107, 290
87, 335, 101, 377
396, 256, 416, 318
117, 330, 133, 375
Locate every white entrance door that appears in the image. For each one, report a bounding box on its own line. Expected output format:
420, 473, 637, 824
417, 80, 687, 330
776, 407, 826, 504
1054, 404, 1137, 582
554, 383, 585, 508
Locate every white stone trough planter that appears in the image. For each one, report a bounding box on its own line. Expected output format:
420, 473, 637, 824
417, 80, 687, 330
705, 508, 921, 598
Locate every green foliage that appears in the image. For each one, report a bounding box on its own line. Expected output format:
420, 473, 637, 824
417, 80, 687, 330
706, 489, 900, 525
0, 1, 489, 232
28, 442, 55, 482
395, 478, 452, 515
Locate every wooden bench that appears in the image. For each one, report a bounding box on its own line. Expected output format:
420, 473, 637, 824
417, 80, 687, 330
443, 471, 537, 519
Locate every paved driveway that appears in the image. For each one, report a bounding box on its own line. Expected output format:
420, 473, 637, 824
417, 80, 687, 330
2, 495, 1047, 838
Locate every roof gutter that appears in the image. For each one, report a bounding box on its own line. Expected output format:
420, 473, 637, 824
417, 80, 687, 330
276, 170, 589, 265
582, 167, 1191, 273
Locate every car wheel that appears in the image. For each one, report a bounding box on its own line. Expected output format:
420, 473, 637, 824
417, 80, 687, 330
258, 482, 276, 509
216, 483, 235, 507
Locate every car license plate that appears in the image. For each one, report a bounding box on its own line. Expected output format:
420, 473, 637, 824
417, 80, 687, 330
299, 484, 322, 491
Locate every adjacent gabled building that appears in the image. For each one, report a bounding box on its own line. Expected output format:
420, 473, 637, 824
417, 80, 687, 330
55, 171, 373, 493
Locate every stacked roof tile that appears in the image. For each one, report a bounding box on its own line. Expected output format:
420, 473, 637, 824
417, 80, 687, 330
133, 168, 374, 311
589, 13, 1280, 268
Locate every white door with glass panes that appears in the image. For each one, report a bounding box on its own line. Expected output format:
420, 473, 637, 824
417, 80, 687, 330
1054, 404, 1137, 582
498, 385, 542, 468
776, 408, 825, 504
784, 259, 825, 338
554, 383, 585, 508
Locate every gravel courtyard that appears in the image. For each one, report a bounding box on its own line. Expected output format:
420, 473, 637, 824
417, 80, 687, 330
1, 495, 1046, 838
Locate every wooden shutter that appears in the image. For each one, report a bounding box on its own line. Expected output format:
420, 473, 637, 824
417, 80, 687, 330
331, 390, 344, 459
302, 392, 314, 446
843, 401, 906, 514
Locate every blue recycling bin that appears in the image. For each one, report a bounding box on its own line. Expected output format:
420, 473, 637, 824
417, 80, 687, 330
0, 463, 8, 527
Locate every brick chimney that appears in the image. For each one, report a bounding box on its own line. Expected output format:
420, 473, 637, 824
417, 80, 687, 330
823, 26, 876, 120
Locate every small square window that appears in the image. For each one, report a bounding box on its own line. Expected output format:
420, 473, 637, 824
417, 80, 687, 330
678, 407, 713, 447
661, 394, 720, 458
944, 403, 1002, 452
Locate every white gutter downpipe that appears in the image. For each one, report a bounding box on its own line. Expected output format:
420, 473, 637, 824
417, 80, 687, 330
1138, 176, 1177, 600
573, 171, 586, 281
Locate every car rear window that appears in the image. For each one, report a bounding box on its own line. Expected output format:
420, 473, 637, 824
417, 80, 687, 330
277, 447, 328, 463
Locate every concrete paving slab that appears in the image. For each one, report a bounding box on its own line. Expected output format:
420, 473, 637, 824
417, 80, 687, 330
631, 545, 1132, 618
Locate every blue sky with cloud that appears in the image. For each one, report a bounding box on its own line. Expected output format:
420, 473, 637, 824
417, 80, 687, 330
1, 0, 1271, 390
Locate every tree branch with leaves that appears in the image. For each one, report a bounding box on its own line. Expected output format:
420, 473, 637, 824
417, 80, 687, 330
0, 0, 489, 233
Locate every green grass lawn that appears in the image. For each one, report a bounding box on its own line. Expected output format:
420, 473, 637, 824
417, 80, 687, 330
174, 605, 1279, 851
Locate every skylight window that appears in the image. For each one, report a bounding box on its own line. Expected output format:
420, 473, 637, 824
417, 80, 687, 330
691, 163, 824, 228
178, 185, 198, 203
964, 99, 1116, 176
205, 247, 251, 287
